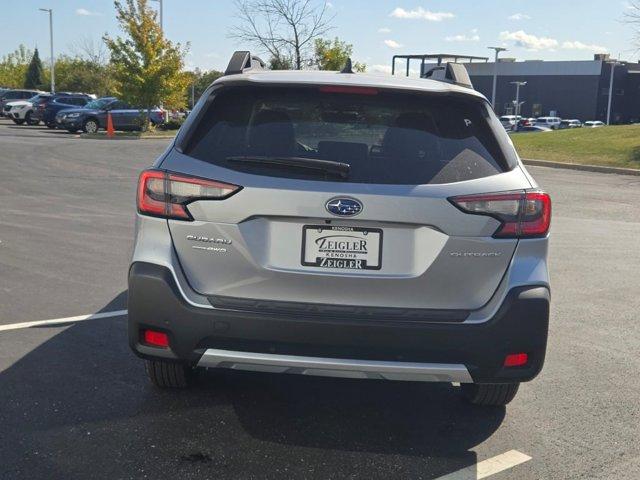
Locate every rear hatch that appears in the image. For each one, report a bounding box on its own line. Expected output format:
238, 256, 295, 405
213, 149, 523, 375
160, 84, 530, 312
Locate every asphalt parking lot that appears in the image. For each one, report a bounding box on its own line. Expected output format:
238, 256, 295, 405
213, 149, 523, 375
1, 118, 639, 480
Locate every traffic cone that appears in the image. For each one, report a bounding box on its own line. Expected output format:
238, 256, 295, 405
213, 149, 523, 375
106, 111, 115, 138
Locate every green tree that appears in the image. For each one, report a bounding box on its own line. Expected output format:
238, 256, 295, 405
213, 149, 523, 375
54, 56, 116, 97
268, 54, 294, 70
313, 37, 366, 72
186, 68, 224, 107
103, 0, 191, 114
0, 45, 33, 88
24, 48, 44, 89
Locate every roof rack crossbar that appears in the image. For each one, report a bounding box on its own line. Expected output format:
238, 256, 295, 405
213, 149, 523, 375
225, 50, 267, 76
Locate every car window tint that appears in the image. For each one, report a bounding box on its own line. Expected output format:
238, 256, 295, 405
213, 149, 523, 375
186, 86, 517, 185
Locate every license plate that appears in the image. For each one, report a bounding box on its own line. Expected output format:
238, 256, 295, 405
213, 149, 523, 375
301, 225, 382, 270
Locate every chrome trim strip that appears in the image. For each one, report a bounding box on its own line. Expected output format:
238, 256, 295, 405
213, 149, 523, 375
197, 349, 473, 383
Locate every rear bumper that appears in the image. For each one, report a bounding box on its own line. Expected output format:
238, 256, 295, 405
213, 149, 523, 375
128, 262, 550, 384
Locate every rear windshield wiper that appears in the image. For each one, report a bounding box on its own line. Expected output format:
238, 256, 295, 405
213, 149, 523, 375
226, 155, 350, 179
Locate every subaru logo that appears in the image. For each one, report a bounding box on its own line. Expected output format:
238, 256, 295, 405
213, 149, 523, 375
325, 197, 363, 216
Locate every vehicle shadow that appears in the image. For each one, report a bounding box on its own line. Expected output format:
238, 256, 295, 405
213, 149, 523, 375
0, 291, 504, 479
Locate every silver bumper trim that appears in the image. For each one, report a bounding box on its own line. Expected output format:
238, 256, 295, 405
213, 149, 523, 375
197, 348, 473, 383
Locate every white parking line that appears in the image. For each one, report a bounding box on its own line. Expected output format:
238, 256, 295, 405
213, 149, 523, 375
434, 450, 532, 480
0, 310, 128, 333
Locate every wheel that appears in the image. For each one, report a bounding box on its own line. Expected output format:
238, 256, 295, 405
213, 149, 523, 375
144, 359, 196, 389
83, 118, 99, 134
25, 111, 38, 126
461, 383, 520, 406
12, 118, 24, 125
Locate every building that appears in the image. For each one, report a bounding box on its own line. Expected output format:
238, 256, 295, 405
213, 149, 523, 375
391, 54, 640, 124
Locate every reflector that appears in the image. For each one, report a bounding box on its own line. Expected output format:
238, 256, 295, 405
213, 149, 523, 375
143, 330, 169, 348
504, 353, 528, 367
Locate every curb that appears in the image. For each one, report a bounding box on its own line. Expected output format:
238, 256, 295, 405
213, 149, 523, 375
523, 159, 640, 176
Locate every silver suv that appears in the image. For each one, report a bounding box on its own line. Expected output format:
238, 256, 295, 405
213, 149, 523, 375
129, 52, 551, 406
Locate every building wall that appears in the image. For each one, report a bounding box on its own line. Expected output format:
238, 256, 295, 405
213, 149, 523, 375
465, 60, 604, 121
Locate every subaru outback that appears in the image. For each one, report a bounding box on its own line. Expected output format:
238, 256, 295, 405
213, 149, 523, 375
128, 52, 551, 406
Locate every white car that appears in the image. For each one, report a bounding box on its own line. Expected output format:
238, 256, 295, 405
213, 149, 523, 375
536, 117, 562, 130
4, 93, 48, 125
584, 121, 605, 128
499, 115, 521, 129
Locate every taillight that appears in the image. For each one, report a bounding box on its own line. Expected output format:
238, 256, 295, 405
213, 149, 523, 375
449, 190, 551, 238
137, 169, 241, 221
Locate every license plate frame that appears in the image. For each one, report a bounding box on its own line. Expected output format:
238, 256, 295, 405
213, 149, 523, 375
301, 225, 383, 271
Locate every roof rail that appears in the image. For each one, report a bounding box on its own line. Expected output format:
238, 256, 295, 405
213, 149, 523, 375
224, 51, 267, 76
423, 63, 474, 89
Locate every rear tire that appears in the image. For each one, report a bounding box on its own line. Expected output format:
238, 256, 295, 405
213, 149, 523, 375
144, 359, 196, 389
461, 383, 520, 406
12, 118, 24, 125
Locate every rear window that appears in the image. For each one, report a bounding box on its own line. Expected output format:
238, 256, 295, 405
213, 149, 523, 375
186, 86, 516, 185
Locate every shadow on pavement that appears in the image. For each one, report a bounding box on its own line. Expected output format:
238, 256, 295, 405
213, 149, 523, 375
0, 291, 504, 479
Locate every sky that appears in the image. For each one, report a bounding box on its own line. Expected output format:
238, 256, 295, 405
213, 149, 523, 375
1, 0, 638, 74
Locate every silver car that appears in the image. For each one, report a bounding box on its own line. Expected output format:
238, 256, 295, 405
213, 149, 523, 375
129, 52, 551, 406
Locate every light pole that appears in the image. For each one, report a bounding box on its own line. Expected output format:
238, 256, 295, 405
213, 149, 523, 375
151, 0, 163, 32
39, 8, 54, 93
510, 81, 527, 117
606, 61, 620, 125
488, 47, 507, 110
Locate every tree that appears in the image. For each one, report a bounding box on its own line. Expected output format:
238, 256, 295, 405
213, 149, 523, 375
230, 0, 334, 70
313, 37, 366, 72
24, 48, 44, 89
54, 56, 116, 97
186, 68, 224, 107
103, 0, 191, 113
0, 45, 32, 88
269, 54, 294, 70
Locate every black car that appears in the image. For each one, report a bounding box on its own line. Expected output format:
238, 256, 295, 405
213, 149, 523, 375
56, 97, 165, 133
34, 93, 93, 128
0, 89, 40, 116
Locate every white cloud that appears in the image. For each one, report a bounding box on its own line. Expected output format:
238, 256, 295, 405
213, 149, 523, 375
378, 27, 391, 33
446, 30, 480, 42
390, 7, 455, 21
76, 8, 101, 16
371, 64, 393, 74
325, 2, 334, 8
508, 13, 531, 20
499, 30, 558, 51
562, 41, 608, 52
384, 39, 403, 49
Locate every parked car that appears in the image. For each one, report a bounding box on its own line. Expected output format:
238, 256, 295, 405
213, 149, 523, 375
0, 89, 41, 117
514, 125, 553, 133
499, 115, 521, 129
584, 121, 605, 128
33, 93, 92, 128
517, 117, 537, 128
559, 119, 582, 129
4, 93, 51, 125
128, 51, 552, 407
55, 97, 165, 133
536, 116, 561, 130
